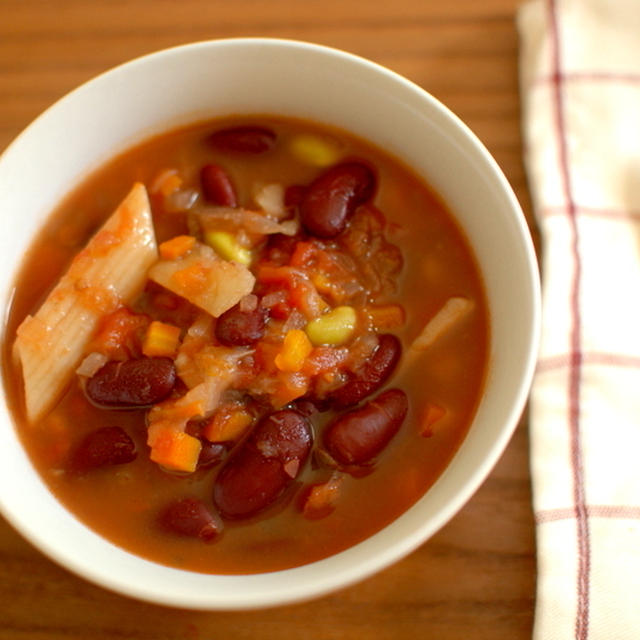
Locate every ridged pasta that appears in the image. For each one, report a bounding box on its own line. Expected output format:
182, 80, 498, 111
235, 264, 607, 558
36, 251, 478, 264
13, 183, 158, 423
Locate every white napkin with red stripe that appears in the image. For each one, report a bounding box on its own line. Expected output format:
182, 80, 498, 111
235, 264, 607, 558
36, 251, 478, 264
517, 1, 640, 638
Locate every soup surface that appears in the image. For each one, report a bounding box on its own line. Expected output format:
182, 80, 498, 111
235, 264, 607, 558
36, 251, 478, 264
2, 116, 488, 574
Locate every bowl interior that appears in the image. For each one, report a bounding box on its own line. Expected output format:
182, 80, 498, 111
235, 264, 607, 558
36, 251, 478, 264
0, 38, 539, 609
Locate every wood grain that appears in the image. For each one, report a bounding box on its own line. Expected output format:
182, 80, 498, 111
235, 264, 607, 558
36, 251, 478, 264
0, 1, 537, 638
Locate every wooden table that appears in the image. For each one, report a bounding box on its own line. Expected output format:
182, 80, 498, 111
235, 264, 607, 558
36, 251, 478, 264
0, 1, 537, 638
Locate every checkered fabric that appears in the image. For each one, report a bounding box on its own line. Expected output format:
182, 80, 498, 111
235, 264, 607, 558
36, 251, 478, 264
518, 1, 640, 638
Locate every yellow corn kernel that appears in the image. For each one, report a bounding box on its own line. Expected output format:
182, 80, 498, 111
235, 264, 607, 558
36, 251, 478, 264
159, 235, 196, 260
275, 329, 313, 372
203, 230, 252, 266
305, 306, 357, 346
142, 320, 181, 357
289, 134, 340, 167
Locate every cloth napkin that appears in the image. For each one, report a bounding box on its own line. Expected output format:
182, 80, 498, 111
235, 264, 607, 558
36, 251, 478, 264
518, 0, 640, 638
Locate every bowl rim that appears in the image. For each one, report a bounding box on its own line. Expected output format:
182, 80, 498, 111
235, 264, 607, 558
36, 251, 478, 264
0, 36, 541, 610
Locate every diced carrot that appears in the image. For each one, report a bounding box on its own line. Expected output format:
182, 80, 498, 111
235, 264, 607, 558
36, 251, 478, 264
275, 329, 313, 372
159, 235, 196, 260
271, 371, 309, 407
365, 304, 406, 331
87, 306, 149, 360
302, 474, 344, 520
301, 346, 349, 376
420, 403, 447, 437
170, 262, 209, 295
256, 264, 328, 318
142, 320, 181, 357
160, 173, 183, 197
149, 427, 202, 472
203, 407, 253, 443
288, 276, 328, 319
289, 241, 317, 268
150, 169, 183, 197
309, 273, 330, 296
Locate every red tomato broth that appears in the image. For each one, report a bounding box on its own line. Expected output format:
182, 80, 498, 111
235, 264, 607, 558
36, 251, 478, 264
2, 115, 489, 574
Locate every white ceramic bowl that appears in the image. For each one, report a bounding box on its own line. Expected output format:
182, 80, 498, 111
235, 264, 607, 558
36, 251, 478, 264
0, 38, 540, 609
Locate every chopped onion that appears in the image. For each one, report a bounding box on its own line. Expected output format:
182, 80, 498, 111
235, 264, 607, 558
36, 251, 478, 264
149, 168, 178, 195
76, 352, 109, 378
253, 183, 286, 219
410, 297, 473, 352
282, 309, 306, 333
186, 313, 214, 340
239, 294, 258, 312
165, 188, 199, 213
260, 291, 288, 309
198, 206, 299, 236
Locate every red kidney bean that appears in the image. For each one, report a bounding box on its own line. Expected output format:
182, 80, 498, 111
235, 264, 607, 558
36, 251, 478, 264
200, 164, 237, 206
323, 388, 408, 466
158, 497, 223, 542
85, 357, 176, 408
261, 233, 301, 265
197, 441, 228, 470
215, 303, 267, 346
300, 162, 376, 238
292, 397, 320, 417
284, 184, 306, 208
208, 126, 276, 154
213, 409, 312, 519
70, 426, 136, 472
329, 334, 401, 409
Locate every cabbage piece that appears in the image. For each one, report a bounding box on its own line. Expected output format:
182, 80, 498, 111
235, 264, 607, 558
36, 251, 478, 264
148, 241, 255, 318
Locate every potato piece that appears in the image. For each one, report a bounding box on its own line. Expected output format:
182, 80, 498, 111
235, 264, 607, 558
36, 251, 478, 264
14, 183, 158, 423
148, 241, 255, 317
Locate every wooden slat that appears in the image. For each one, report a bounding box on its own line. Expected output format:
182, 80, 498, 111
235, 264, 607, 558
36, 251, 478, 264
0, 1, 536, 638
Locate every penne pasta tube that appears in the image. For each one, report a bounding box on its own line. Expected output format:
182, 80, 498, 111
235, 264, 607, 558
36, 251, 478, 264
13, 182, 158, 423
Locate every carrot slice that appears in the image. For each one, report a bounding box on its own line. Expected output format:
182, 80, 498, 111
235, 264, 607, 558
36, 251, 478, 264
302, 474, 344, 520
203, 407, 253, 443
142, 320, 181, 357
149, 427, 202, 473
275, 329, 313, 372
420, 403, 447, 437
158, 235, 196, 260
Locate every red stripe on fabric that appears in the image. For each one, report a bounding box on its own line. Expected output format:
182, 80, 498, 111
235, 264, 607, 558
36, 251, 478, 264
532, 71, 640, 87
537, 352, 640, 373
536, 505, 640, 524
547, 1, 590, 638
540, 205, 640, 222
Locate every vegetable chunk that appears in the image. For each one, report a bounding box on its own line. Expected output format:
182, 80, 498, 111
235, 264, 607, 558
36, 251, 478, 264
148, 241, 255, 317
13, 183, 157, 422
